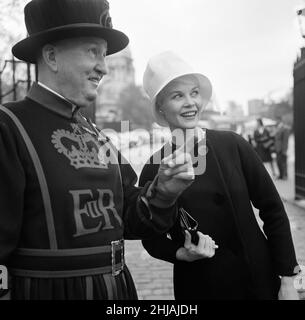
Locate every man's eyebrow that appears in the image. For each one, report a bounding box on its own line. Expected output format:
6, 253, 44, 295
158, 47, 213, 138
85, 41, 108, 53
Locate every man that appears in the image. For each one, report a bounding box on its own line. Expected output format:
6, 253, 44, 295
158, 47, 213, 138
274, 116, 290, 180
0, 0, 195, 300
253, 118, 276, 177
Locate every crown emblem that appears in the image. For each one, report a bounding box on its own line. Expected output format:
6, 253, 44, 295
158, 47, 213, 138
51, 124, 108, 170
100, 12, 112, 28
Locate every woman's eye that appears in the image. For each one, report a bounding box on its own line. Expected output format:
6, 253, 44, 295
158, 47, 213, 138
191, 90, 199, 96
172, 94, 182, 99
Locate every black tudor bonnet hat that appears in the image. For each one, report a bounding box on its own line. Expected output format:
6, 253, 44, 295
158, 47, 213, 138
12, 0, 129, 63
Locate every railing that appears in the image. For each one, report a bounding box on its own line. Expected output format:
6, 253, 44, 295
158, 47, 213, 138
0, 55, 96, 122
0, 56, 35, 104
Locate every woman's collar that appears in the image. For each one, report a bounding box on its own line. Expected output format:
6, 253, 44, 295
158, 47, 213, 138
169, 127, 206, 146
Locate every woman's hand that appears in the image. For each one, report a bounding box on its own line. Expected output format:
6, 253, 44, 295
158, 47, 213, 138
278, 277, 299, 300
176, 230, 218, 262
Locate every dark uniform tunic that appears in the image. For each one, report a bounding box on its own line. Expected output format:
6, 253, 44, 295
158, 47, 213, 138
0, 83, 177, 300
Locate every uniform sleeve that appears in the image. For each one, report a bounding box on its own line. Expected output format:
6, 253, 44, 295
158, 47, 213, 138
118, 153, 178, 240
0, 121, 25, 262
0, 121, 25, 296
139, 161, 181, 264
234, 132, 299, 276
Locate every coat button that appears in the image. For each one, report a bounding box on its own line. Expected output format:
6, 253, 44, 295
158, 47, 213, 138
213, 193, 225, 205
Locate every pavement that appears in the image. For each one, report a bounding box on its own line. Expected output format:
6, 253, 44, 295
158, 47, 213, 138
264, 160, 305, 300
123, 138, 305, 300
124, 142, 175, 300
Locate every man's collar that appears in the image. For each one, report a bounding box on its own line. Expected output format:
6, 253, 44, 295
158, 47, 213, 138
26, 82, 80, 119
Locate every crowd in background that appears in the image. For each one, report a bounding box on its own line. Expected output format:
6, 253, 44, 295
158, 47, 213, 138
247, 117, 290, 180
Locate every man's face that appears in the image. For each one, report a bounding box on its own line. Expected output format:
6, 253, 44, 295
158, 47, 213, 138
55, 37, 108, 108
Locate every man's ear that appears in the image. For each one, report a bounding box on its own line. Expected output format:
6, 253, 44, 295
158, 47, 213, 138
41, 44, 58, 72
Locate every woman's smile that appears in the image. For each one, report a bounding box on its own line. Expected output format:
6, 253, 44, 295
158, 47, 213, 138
180, 110, 198, 119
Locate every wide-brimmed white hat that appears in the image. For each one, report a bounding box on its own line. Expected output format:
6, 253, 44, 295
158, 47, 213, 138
143, 51, 212, 126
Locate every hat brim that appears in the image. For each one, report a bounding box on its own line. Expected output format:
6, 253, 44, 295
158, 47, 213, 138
12, 23, 129, 63
152, 73, 213, 127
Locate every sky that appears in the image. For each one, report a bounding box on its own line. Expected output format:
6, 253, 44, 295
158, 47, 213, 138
109, 0, 305, 112
1, 0, 305, 113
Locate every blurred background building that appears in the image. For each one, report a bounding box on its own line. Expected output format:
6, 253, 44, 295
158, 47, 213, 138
95, 46, 135, 129
248, 99, 268, 116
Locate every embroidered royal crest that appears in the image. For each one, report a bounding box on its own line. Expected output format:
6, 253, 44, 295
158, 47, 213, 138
51, 124, 108, 170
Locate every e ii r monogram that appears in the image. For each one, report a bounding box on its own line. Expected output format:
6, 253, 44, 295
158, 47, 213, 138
70, 189, 122, 237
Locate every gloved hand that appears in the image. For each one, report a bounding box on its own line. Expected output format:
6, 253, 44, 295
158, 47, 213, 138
146, 133, 200, 208
278, 276, 300, 300
176, 230, 218, 262
156, 149, 195, 199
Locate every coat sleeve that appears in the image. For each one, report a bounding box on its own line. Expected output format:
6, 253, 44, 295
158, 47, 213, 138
118, 152, 178, 240
0, 120, 26, 296
234, 132, 299, 276
139, 160, 181, 264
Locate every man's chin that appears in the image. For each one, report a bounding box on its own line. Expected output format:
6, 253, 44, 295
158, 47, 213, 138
78, 93, 97, 108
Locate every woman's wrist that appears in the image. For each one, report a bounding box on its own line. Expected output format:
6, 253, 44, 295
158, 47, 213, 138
176, 247, 187, 261
280, 276, 295, 285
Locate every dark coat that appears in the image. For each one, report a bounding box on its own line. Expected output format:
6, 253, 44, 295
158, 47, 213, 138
253, 128, 273, 162
274, 125, 290, 154
140, 130, 299, 300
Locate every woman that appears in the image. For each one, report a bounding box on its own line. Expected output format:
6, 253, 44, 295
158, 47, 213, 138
139, 51, 300, 300
253, 118, 276, 177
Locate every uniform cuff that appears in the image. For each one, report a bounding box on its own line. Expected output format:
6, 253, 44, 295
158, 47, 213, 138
144, 175, 177, 208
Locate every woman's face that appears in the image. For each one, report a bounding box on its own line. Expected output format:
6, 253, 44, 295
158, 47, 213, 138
157, 75, 204, 130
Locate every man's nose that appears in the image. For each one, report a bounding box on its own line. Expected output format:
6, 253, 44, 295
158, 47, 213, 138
95, 57, 108, 76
